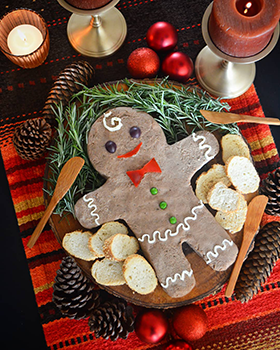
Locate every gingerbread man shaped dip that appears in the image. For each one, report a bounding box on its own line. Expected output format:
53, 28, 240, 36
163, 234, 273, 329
75, 107, 238, 298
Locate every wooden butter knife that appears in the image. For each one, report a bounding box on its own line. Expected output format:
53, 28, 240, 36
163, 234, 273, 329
200, 110, 280, 126
27, 157, 85, 249
225, 195, 268, 298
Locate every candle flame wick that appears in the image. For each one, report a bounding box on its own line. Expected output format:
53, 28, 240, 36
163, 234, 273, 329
17, 29, 27, 43
243, 1, 252, 14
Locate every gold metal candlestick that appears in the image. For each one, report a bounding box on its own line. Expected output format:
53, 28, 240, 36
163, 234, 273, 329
195, 2, 279, 98
57, 0, 127, 57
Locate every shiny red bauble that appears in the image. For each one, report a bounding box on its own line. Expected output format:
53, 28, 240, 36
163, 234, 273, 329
127, 47, 160, 79
146, 21, 178, 52
162, 52, 194, 83
163, 340, 193, 350
134, 309, 169, 344
172, 305, 208, 342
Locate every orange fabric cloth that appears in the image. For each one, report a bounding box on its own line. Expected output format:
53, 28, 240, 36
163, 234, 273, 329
1, 83, 280, 350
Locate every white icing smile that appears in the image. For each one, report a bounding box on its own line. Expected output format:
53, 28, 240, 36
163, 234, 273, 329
192, 132, 213, 161
138, 201, 204, 244
83, 194, 100, 225
161, 269, 193, 289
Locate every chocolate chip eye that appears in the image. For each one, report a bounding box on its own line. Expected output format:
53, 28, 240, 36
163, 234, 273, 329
130, 126, 141, 138
105, 141, 117, 153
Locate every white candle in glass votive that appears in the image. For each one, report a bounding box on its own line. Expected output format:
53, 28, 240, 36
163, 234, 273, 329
7, 24, 43, 56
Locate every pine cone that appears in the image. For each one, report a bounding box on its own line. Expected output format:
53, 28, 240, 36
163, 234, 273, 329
235, 222, 280, 303
88, 298, 135, 341
53, 256, 101, 320
42, 61, 94, 126
13, 118, 52, 160
260, 168, 280, 216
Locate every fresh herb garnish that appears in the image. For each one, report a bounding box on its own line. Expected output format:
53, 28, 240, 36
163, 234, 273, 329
45, 78, 239, 216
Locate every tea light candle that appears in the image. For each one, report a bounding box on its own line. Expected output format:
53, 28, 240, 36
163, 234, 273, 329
7, 24, 43, 56
0, 9, 49, 68
209, 0, 280, 57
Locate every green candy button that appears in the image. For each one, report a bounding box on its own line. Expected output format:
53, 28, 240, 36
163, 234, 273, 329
169, 216, 177, 224
150, 187, 158, 195
159, 201, 167, 210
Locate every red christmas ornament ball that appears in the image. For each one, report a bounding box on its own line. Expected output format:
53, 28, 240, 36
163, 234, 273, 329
162, 52, 194, 83
146, 21, 178, 52
127, 47, 160, 79
172, 305, 208, 342
134, 309, 169, 344
163, 340, 193, 350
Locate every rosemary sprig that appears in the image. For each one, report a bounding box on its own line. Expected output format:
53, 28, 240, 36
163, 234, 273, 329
45, 102, 104, 216
46, 79, 240, 216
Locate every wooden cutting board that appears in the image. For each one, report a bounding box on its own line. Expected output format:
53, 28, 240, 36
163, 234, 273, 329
45, 80, 255, 309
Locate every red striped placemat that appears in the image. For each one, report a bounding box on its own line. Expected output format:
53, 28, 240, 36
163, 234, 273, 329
1, 83, 280, 350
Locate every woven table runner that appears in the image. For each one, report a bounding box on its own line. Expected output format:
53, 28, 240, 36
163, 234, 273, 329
1, 82, 280, 350
1, 0, 280, 349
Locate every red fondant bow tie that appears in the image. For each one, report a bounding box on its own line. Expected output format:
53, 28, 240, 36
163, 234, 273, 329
126, 158, 162, 187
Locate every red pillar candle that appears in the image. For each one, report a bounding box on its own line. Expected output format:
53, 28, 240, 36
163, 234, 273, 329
208, 0, 280, 57
66, 0, 112, 9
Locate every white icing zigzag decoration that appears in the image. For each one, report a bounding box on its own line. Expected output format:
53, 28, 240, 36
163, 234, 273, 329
183, 201, 204, 229
138, 201, 204, 244
192, 132, 213, 161
83, 194, 100, 225
205, 239, 234, 264
161, 269, 194, 289
103, 111, 123, 132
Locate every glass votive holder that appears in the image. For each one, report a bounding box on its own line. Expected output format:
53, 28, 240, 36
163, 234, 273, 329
0, 8, 50, 69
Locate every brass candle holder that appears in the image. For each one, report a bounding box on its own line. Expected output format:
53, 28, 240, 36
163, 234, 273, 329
195, 2, 279, 98
57, 0, 127, 57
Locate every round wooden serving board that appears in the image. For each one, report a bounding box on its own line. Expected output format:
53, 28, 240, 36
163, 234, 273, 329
45, 79, 254, 309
